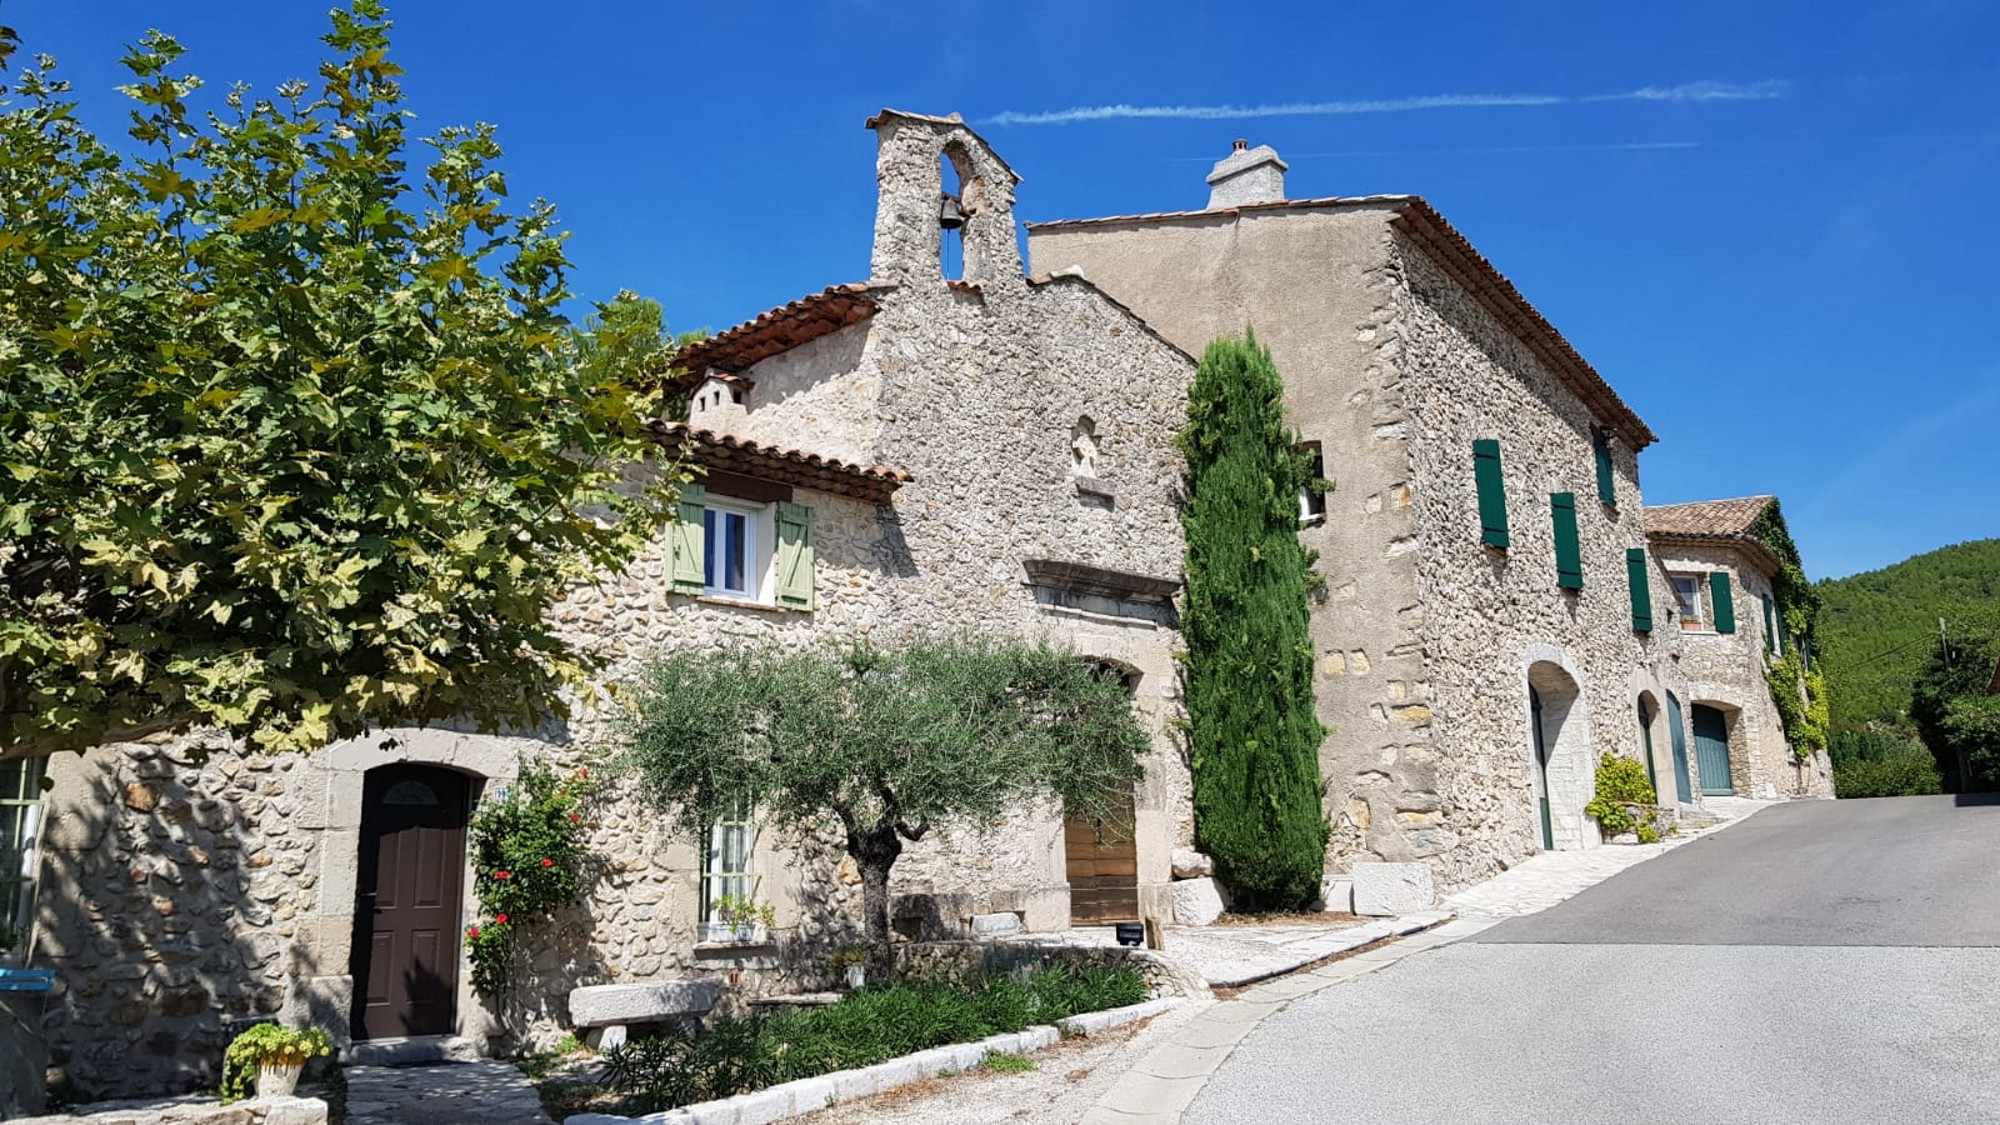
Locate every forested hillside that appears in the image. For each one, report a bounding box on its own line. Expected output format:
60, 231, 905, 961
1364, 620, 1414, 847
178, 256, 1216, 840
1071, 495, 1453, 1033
1817, 539, 2000, 732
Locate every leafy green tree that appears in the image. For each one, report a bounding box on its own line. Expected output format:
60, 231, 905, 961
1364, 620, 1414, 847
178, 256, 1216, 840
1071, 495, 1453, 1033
1911, 629, 2000, 792
1178, 332, 1327, 911
1829, 727, 1942, 798
0, 4, 680, 756
1816, 538, 2000, 734
571, 290, 705, 421
620, 637, 1149, 951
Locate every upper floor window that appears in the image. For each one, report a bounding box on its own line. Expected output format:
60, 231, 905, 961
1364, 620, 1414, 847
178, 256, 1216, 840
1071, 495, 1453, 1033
1298, 441, 1327, 525
703, 503, 761, 599
1672, 574, 1705, 630
669, 484, 817, 610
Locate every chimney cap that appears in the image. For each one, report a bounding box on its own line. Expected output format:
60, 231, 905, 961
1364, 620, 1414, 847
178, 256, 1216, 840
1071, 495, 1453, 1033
1232, 138, 1248, 151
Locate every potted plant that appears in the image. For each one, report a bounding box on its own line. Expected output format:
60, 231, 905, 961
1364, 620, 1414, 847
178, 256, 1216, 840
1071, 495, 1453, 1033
702, 892, 776, 945
829, 946, 869, 990
220, 1023, 334, 1103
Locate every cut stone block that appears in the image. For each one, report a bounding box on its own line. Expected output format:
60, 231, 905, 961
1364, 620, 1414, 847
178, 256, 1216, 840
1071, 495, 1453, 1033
970, 911, 1023, 936
1171, 877, 1226, 925
1351, 862, 1435, 917
1170, 848, 1214, 880
1319, 873, 1355, 913
568, 979, 722, 1028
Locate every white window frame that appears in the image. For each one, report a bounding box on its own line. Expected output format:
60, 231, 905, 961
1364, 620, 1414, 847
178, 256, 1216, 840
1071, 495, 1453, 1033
0, 756, 47, 964
698, 805, 758, 943
702, 499, 774, 604
1671, 573, 1706, 632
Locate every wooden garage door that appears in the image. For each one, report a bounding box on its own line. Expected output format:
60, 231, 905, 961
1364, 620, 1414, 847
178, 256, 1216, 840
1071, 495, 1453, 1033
1065, 795, 1138, 925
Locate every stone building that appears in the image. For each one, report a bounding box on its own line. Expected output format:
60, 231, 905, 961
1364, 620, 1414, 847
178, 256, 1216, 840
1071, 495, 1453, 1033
13, 109, 1196, 1098
1028, 140, 1707, 890
1644, 496, 1835, 799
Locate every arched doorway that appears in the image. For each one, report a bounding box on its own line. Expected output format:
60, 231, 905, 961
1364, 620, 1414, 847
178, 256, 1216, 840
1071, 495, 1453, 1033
1636, 694, 1663, 803
351, 764, 473, 1040
1693, 704, 1735, 795
1064, 662, 1140, 926
1665, 693, 1695, 803
1526, 660, 1591, 850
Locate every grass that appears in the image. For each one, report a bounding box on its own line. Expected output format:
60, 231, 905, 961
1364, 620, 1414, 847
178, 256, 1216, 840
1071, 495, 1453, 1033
982, 1051, 1037, 1074
599, 962, 1146, 1111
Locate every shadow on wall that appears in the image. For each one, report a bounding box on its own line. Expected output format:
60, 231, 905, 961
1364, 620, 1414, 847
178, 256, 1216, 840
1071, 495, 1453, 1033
30, 740, 302, 1100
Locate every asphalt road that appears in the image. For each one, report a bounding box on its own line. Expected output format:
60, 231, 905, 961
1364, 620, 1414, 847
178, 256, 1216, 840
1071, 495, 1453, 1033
1186, 796, 2000, 1125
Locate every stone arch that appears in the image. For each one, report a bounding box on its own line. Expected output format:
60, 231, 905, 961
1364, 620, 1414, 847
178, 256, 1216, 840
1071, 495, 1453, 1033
1071, 415, 1101, 479
291, 728, 547, 1047
1522, 645, 1595, 851
867, 111, 1024, 289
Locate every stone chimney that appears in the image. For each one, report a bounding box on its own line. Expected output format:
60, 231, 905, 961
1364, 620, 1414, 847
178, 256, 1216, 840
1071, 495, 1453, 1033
1206, 138, 1288, 209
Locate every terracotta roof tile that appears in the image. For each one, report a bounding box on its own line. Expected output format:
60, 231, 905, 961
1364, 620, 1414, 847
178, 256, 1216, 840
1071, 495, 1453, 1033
1644, 497, 1775, 538
671, 284, 888, 378
1027, 195, 1658, 450
1644, 496, 1783, 575
647, 422, 910, 506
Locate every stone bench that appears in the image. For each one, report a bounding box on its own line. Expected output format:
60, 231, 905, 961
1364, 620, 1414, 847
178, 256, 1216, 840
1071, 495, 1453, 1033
568, 980, 722, 1050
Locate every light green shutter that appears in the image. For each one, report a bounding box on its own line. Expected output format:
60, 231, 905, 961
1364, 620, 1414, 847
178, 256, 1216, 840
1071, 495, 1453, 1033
669, 483, 707, 594
1551, 493, 1583, 590
775, 501, 815, 610
1593, 429, 1616, 507
1626, 548, 1653, 632
1709, 571, 1736, 633
1473, 440, 1509, 549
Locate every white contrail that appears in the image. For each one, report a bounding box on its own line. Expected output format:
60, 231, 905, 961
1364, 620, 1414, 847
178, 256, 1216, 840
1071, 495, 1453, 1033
987, 81, 1785, 126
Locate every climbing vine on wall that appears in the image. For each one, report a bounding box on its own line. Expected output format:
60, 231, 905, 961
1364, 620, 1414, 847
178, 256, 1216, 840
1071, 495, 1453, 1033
1746, 501, 1829, 761
466, 764, 596, 996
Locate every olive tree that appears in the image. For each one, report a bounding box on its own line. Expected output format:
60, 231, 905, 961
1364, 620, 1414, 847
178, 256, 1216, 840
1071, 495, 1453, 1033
620, 637, 1149, 951
0, 4, 681, 756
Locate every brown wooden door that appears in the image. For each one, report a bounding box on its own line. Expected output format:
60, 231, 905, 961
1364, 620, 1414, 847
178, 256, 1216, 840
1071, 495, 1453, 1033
352, 765, 470, 1040
1065, 794, 1139, 925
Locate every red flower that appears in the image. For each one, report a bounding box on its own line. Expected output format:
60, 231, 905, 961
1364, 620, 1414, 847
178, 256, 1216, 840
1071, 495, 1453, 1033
466, 926, 481, 938
495, 912, 509, 925
579, 768, 590, 778
568, 812, 580, 823
495, 870, 511, 880
541, 857, 554, 868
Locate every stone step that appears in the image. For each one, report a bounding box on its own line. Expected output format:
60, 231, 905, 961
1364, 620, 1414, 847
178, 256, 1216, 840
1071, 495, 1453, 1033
343, 1035, 482, 1067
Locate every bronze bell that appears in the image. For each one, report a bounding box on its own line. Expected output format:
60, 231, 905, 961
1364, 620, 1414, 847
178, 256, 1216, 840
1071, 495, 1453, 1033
938, 193, 965, 230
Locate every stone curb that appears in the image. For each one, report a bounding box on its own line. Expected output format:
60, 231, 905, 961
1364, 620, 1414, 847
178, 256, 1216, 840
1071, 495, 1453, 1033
1203, 911, 1455, 989
563, 997, 1185, 1125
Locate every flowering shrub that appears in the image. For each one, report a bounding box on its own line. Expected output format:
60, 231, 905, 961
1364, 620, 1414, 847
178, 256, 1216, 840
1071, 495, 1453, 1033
466, 764, 595, 995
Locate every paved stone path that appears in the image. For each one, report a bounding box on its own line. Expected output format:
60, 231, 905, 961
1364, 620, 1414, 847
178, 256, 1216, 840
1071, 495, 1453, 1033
1011, 914, 1449, 988
345, 1061, 552, 1125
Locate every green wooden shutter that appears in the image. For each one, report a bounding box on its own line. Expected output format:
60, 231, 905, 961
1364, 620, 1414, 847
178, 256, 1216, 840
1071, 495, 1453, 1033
1709, 571, 1736, 633
775, 501, 815, 610
1762, 593, 1777, 654
1626, 548, 1653, 632
1593, 429, 1616, 507
1551, 493, 1583, 589
669, 483, 707, 594
1473, 440, 1509, 549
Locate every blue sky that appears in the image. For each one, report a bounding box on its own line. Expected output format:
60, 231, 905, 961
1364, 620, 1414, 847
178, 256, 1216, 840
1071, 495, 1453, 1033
9, 1, 1998, 579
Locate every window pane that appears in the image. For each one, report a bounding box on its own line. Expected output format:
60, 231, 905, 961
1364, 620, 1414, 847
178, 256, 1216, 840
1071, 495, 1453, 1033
724, 513, 746, 592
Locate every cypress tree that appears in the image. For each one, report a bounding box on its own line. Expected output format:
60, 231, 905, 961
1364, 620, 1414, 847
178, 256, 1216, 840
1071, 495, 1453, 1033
1179, 332, 1329, 911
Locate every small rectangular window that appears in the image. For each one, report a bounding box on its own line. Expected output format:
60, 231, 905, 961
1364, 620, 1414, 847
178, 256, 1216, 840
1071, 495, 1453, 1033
1298, 441, 1327, 525
699, 805, 755, 942
1672, 574, 1705, 630
702, 503, 762, 600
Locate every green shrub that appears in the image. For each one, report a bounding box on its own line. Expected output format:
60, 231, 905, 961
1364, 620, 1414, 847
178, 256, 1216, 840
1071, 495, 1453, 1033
466, 764, 596, 994
1179, 333, 1329, 911
600, 964, 1146, 1109
1831, 729, 1944, 798
1584, 753, 1657, 837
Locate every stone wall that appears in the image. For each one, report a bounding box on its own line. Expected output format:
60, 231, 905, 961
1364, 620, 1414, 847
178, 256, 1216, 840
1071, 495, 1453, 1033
1030, 200, 1697, 894
1391, 229, 1694, 887
1649, 541, 1834, 800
